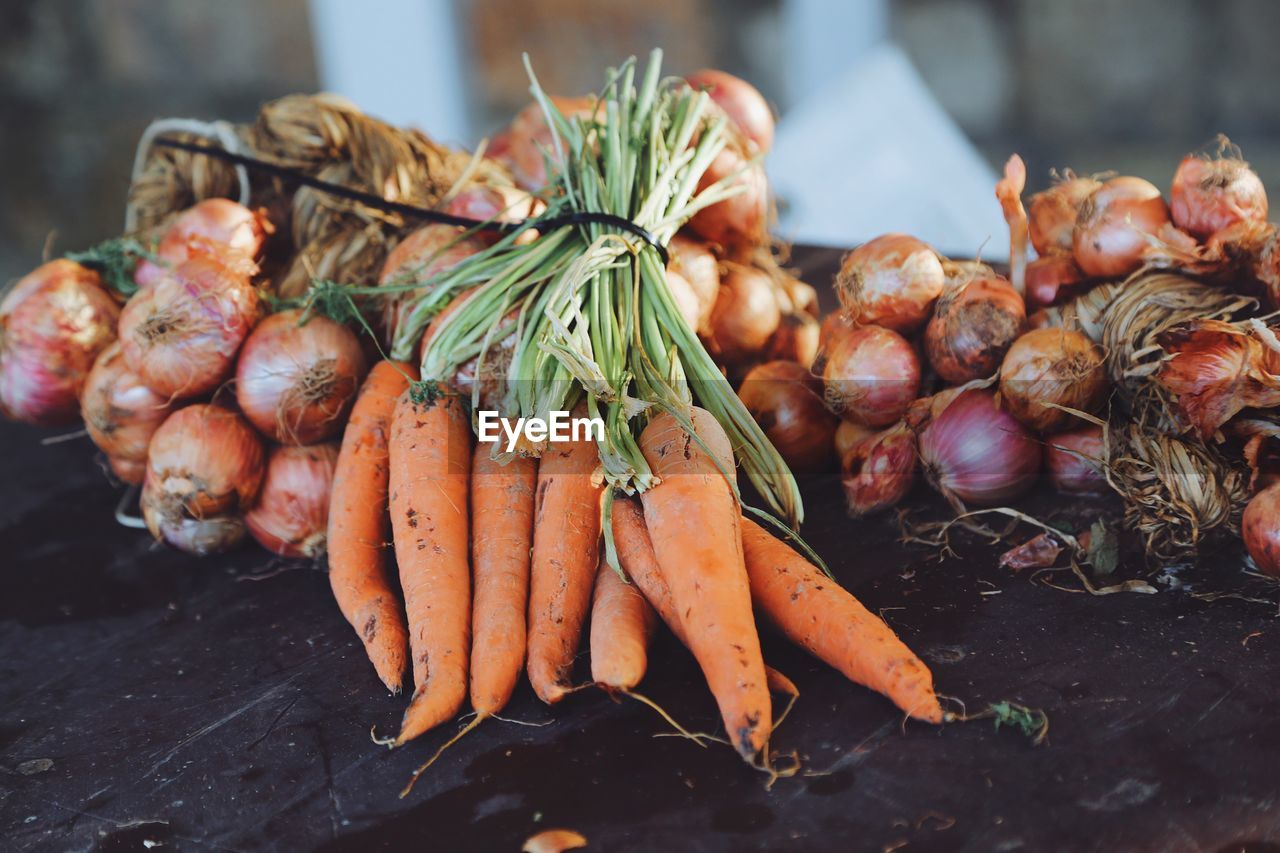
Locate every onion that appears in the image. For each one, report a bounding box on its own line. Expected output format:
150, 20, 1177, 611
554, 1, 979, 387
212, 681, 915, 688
667, 235, 720, 332
444, 184, 541, 225
1025, 256, 1086, 310
245, 443, 339, 558
236, 309, 367, 445
379, 224, 489, 347
764, 313, 821, 369
119, 249, 259, 400
687, 145, 769, 250
841, 421, 917, 516
0, 259, 119, 425
82, 342, 175, 484
1072, 177, 1172, 278
999, 327, 1106, 432
780, 276, 818, 317
1045, 425, 1108, 496
1171, 150, 1268, 241
822, 324, 920, 428
834, 419, 876, 461
707, 265, 780, 364
664, 269, 702, 331
420, 291, 519, 412
488, 96, 600, 191
917, 389, 1040, 507
686, 69, 775, 153
1028, 173, 1102, 257
835, 234, 945, 333
135, 199, 267, 290
738, 360, 835, 473
141, 403, 265, 555
1243, 483, 1280, 578
924, 275, 1025, 383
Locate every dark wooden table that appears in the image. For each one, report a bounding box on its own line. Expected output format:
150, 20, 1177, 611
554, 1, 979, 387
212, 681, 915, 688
3, 248, 1279, 852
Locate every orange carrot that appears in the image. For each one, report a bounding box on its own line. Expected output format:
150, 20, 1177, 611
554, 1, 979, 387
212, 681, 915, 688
589, 554, 656, 691
638, 408, 770, 760
526, 412, 605, 704
328, 360, 416, 693
469, 440, 537, 717
611, 496, 688, 646
389, 390, 472, 744
740, 517, 944, 723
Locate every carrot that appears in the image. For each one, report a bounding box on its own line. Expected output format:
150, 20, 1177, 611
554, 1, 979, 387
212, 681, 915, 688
469, 440, 538, 717
526, 412, 605, 704
610, 496, 687, 645
740, 517, 944, 723
388, 390, 472, 744
638, 408, 770, 760
328, 360, 416, 693
589, 554, 656, 691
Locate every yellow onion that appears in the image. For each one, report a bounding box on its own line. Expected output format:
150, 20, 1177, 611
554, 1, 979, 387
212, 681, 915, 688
82, 342, 175, 484
835, 234, 945, 333
686, 69, 775, 154
738, 360, 835, 473
664, 269, 702, 331
0, 259, 119, 425
999, 328, 1107, 432
378, 224, 489, 347
841, 421, 917, 516
141, 403, 265, 555
924, 275, 1025, 384
1170, 150, 1267, 241
822, 324, 920, 428
134, 199, 267, 290
834, 419, 876, 462
707, 265, 780, 364
687, 145, 769, 250
667, 235, 720, 333
764, 313, 821, 369
1072, 177, 1172, 278
235, 310, 367, 445
917, 389, 1040, 508
1028, 173, 1101, 257
1243, 483, 1280, 577
1045, 425, 1108, 496
118, 249, 260, 400
245, 443, 339, 558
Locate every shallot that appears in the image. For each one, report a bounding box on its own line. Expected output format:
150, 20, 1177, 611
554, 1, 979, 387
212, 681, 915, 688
738, 360, 835, 473
1170, 145, 1267, 241
82, 342, 175, 484
134, 199, 267, 289
1028, 172, 1101, 257
1073, 177, 1173, 278
925, 275, 1025, 384
686, 69, 775, 153
246, 443, 340, 558
917, 389, 1040, 508
834, 234, 945, 333
822, 324, 920, 428
1045, 425, 1109, 496
841, 421, 917, 516
999, 327, 1107, 433
707, 265, 780, 364
1243, 483, 1280, 578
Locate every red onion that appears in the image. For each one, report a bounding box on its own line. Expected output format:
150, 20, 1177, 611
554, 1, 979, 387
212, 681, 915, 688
236, 309, 367, 445
1073, 177, 1172, 278
841, 421, 917, 516
686, 69, 775, 154
119, 249, 259, 400
141, 403, 265, 555
924, 275, 1026, 384
0, 259, 119, 425
822, 324, 920, 428
1025, 256, 1086, 310
835, 234, 946, 333
245, 443, 339, 558
82, 342, 175, 484
135, 199, 267, 290
667, 235, 720, 333
738, 360, 835, 473
1170, 149, 1268, 242
687, 146, 769, 249
1045, 425, 1109, 496
918, 389, 1041, 508
1028, 173, 1102, 257
1243, 483, 1280, 578
999, 328, 1107, 433
707, 265, 780, 364
379, 224, 489, 347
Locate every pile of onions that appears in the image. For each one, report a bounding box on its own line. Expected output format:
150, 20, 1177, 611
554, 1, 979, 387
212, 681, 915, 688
999, 327, 1107, 433
686, 69, 775, 154
1045, 425, 1109, 496
667, 235, 720, 333
81, 342, 175, 484
822, 324, 920, 427
917, 389, 1040, 508
236, 310, 367, 445
134, 199, 267, 290
737, 360, 835, 473
708, 265, 780, 364
924, 275, 1025, 383
841, 422, 917, 516
118, 249, 260, 400
379, 224, 489, 347
1025, 256, 1086, 310
141, 404, 265, 555
245, 443, 339, 558
1243, 484, 1280, 577
1170, 151, 1268, 241
0, 259, 119, 425
1072, 177, 1173, 278
687, 145, 769, 249
1028, 173, 1101, 257
835, 234, 945, 333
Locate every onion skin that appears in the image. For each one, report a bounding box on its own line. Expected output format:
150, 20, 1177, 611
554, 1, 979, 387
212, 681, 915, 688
246, 443, 339, 558
999, 327, 1107, 433
141, 404, 265, 555
841, 421, 917, 516
135, 199, 267, 290
0, 259, 119, 425
236, 310, 367, 445
835, 234, 945, 333
738, 360, 836, 473
1072, 177, 1171, 279
82, 342, 175, 484
1028, 175, 1101, 257
687, 146, 769, 249
1170, 153, 1267, 241
925, 275, 1025, 384
1243, 484, 1280, 578
1025, 256, 1086, 310
119, 250, 259, 400
667, 235, 720, 333
708, 265, 780, 364
822, 324, 920, 428
1045, 425, 1108, 496
686, 69, 774, 154
918, 389, 1041, 508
